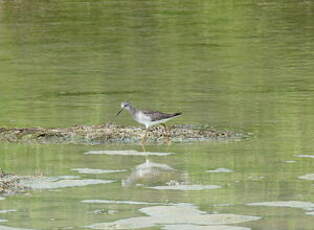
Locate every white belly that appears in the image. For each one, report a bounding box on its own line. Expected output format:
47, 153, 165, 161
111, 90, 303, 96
134, 112, 173, 128
134, 112, 152, 128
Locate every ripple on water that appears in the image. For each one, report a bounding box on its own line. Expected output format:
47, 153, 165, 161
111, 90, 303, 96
147, 184, 221, 190
72, 168, 127, 174
247, 201, 314, 213
19, 176, 115, 190
0, 210, 16, 214
206, 168, 233, 173
212, 204, 232, 207
298, 174, 314, 180
283, 160, 296, 163
81, 200, 165, 205
85, 204, 260, 229
295, 155, 314, 158
85, 150, 173, 156
162, 225, 251, 230
57, 175, 80, 179
0, 225, 35, 230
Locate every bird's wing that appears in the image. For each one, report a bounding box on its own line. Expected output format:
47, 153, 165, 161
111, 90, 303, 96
142, 110, 181, 121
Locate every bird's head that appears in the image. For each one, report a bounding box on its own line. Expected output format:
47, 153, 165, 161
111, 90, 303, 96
116, 102, 131, 116
121, 102, 131, 109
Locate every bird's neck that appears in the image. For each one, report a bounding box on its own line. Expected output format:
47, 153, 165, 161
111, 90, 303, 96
126, 105, 137, 114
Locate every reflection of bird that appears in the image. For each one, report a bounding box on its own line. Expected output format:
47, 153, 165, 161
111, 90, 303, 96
116, 102, 182, 129
122, 159, 176, 187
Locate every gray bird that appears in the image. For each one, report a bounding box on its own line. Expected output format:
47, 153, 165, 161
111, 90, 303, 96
116, 102, 182, 129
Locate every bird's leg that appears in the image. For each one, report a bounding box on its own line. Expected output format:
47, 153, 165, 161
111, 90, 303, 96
161, 123, 171, 144
140, 127, 147, 154
140, 142, 146, 152
161, 123, 171, 136
141, 127, 149, 145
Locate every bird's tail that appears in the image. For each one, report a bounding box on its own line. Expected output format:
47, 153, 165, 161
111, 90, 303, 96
173, 112, 182, 116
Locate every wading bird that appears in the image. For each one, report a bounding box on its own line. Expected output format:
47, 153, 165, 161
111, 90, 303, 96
116, 102, 182, 143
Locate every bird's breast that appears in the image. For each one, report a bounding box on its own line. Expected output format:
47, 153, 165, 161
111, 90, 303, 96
134, 111, 151, 125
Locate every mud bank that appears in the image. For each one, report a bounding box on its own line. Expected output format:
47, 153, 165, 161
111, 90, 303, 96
0, 124, 248, 145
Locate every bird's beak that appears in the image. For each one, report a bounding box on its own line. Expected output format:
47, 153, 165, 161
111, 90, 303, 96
116, 108, 124, 117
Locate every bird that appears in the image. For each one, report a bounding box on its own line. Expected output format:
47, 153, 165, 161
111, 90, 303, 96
115, 102, 182, 143
116, 102, 182, 129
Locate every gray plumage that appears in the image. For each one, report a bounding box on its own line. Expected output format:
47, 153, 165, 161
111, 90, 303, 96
116, 102, 182, 128
141, 110, 182, 122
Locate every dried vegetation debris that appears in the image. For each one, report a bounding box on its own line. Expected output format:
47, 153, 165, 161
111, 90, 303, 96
0, 170, 114, 195
0, 170, 28, 195
0, 124, 247, 144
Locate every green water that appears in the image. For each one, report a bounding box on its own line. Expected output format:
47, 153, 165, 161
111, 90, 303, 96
0, 0, 314, 229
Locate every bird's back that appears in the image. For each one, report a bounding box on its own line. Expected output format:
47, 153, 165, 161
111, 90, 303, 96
142, 110, 182, 121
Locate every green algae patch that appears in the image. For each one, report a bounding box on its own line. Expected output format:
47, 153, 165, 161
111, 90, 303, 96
0, 124, 247, 145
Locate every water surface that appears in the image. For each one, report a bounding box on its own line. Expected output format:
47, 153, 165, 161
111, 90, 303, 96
0, 0, 314, 229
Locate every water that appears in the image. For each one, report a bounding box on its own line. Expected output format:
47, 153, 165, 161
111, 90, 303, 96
0, 0, 314, 229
